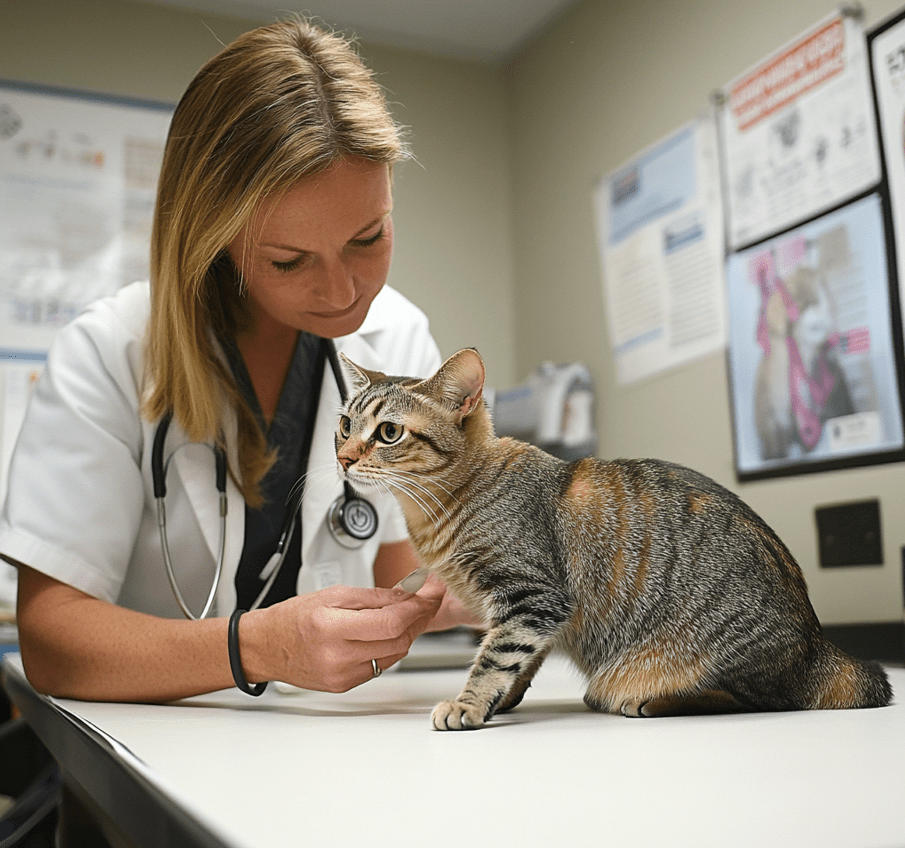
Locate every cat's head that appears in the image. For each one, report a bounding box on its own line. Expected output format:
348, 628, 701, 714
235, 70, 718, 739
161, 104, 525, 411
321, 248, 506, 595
335, 348, 488, 493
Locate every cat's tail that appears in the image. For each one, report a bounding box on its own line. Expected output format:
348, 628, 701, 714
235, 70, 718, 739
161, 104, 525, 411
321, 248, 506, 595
807, 641, 893, 709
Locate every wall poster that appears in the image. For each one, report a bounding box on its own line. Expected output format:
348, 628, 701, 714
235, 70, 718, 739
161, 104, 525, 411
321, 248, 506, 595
0, 80, 171, 488
719, 9, 905, 480
719, 9, 881, 251
726, 193, 904, 479
593, 118, 726, 386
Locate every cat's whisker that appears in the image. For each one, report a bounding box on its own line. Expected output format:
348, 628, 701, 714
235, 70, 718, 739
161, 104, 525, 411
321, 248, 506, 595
383, 467, 457, 510
391, 468, 461, 507
286, 462, 343, 508
375, 476, 429, 520
335, 464, 431, 516
379, 474, 444, 526
381, 478, 440, 525
380, 470, 453, 524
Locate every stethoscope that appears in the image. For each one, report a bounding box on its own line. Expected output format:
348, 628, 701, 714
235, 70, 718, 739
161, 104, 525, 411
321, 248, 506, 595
151, 338, 378, 620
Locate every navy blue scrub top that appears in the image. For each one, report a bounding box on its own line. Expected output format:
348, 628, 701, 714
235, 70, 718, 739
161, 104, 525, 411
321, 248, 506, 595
221, 333, 325, 609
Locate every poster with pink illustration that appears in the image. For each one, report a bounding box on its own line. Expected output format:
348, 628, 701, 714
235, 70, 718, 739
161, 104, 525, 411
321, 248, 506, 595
726, 193, 905, 479
870, 8, 905, 348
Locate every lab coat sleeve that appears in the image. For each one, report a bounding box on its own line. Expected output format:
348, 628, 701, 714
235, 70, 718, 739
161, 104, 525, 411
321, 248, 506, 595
0, 299, 145, 603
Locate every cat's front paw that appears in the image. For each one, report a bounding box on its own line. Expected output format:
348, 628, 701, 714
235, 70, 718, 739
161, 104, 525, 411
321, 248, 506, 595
431, 699, 486, 730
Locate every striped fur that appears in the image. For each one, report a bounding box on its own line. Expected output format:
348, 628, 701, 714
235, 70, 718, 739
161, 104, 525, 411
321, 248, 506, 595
336, 349, 893, 730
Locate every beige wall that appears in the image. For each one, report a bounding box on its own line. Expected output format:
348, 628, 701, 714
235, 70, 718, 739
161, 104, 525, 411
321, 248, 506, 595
508, 0, 905, 624
1, 0, 903, 625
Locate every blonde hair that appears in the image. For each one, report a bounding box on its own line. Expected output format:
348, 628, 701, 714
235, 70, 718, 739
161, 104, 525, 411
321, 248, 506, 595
143, 19, 408, 506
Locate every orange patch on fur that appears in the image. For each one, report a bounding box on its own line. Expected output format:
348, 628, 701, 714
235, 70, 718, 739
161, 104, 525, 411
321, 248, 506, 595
812, 663, 861, 709
568, 478, 594, 502
588, 643, 711, 714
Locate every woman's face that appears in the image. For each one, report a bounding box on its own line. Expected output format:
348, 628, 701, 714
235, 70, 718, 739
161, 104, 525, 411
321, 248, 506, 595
228, 157, 394, 339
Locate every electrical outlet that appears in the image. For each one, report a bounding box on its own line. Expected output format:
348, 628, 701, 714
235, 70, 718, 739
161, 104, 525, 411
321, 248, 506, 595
814, 499, 882, 568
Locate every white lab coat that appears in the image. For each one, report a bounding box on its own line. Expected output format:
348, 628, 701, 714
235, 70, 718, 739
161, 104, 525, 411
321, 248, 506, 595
0, 281, 441, 618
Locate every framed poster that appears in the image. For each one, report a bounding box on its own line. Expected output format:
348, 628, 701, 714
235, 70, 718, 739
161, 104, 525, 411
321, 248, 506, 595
870, 7, 905, 342
725, 192, 905, 480
0, 80, 172, 504
0, 79, 172, 354
719, 10, 881, 251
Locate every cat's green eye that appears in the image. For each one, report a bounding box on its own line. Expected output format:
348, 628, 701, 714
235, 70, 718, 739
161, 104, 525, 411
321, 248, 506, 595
376, 421, 404, 444
339, 416, 352, 439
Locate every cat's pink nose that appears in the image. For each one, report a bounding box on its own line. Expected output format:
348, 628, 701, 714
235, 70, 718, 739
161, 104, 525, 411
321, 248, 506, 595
338, 454, 355, 471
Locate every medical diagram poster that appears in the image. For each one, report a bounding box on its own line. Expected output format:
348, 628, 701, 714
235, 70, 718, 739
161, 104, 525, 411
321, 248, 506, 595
726, 193, 904, 479
0, 81, 172, 505
593, 118, 726, 386
719, 11, 881, 251
870, 8, 905, 340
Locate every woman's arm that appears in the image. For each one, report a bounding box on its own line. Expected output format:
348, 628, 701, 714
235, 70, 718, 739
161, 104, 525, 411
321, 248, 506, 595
16, 563, 441, 702
17, 565, 232, 701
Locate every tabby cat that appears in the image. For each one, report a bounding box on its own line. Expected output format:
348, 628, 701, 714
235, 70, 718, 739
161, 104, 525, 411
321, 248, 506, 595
335, 348, 892, 730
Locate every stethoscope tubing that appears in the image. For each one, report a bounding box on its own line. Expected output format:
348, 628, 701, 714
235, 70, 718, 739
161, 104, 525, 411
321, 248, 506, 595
152, 411, 228, 619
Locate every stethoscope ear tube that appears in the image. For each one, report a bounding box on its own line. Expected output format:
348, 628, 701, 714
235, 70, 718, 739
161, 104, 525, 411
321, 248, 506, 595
214, 440, 227, 492
151, 411, 172, 499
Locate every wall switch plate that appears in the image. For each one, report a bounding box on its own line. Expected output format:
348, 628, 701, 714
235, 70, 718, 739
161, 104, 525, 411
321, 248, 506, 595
815, 499, 882, 568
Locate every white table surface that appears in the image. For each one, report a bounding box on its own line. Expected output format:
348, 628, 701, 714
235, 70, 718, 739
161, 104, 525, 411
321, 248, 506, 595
4, 652, 904, 848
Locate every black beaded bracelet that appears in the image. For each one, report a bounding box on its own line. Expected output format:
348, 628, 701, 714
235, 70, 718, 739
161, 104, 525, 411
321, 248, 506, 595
228, 609, 268, 696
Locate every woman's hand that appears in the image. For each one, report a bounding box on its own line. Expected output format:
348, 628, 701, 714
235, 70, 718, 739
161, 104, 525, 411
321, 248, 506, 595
372, 540, 484, 634
240, 582, 442, 692
421, 575, 483, 632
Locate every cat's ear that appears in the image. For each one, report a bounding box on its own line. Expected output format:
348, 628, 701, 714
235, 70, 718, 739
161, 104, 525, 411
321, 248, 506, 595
338, 353, 384, 395
415, 348, 485, 422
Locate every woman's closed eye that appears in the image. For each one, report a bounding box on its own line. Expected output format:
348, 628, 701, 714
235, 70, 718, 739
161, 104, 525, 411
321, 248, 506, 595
348, 225, 386, 250
270, 226, 386, 274
271, 253, 310, 273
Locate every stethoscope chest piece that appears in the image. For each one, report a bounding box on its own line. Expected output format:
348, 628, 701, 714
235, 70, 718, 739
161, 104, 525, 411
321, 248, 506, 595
329, 491, 379, 549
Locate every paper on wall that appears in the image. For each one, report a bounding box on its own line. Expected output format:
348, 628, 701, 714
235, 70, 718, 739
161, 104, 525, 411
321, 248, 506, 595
719, 11, 880, 250
593, 117, 727, 386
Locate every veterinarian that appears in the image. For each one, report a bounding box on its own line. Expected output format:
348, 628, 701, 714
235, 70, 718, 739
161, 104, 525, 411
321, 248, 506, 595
0, 19, 474, 703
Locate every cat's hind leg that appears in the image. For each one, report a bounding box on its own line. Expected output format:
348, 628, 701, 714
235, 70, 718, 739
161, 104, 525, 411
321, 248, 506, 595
617, 690, 745, 717
583, 643, 744, 718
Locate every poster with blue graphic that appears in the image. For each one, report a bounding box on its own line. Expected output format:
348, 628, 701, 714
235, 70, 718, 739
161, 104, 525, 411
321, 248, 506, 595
594, 118, 726, 386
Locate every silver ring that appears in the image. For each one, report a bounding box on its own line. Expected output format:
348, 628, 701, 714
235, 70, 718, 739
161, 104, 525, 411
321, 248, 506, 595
371, 658, 382, 678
